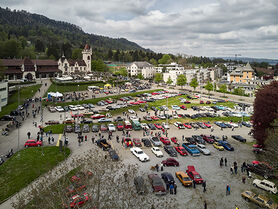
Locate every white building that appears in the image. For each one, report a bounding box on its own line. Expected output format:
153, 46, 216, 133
58, 44, 92, 75
127, 61, 155, 79
163, 69, 185, 84
155, 62, 184, 73
0, 82, 8, 112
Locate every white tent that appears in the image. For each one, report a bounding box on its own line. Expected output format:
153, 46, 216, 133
48, 92, 63, 98
55, 76, 73, 82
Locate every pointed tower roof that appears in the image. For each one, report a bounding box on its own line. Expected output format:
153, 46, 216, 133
84, 44, 90, 50
243, 62, 254, 72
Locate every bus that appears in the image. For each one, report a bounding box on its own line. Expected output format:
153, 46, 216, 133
131, 120, 141, 131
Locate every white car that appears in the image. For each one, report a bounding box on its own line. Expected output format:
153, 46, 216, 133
128, 109, 135, 114
141, 123, 149, 130
55, 106, 64, 112
107, 124, 116, 132
130, 116, 139, 121
174, 122, 185, 129
76, 105, 85, 110
196, 144, 211, 155
162, 122, 169, 129
151, 147, 163, 157
69, 105, 78, 111
171, 105, 180, 110
130, 147, 150, 162
253, 179, 277, 194
229, 122, 239, 128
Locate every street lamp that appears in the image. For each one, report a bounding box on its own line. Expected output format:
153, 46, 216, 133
77, 85, 80, 123
17, 86, 20, 154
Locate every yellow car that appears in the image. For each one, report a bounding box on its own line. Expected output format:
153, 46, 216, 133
175, 171, 192, 186
241, 191, 278, 209
213, 142, 224, 151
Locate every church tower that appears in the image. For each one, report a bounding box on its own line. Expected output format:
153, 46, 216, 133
82, 44, 92, 72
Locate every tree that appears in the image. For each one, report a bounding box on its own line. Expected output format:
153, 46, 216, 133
158, 54, 171, 64
35, 39, 45, 52
189, 78, 198, 91
154, 73, 163, 83
176, 74, 187, 88
91, 59, 108, 72
233, 87, 245, 96
204, 81, 213, 94
114, 67, 128, 77
166, 76, 173, 85
12, 149, 178, 209
252, 81, 278, 146
149, 58, 157, 66
71, 48, 82, 60
219, 84, 227, 97
137, 73, 144, 80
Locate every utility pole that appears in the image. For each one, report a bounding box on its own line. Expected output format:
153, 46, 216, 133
17, 87, 20, 155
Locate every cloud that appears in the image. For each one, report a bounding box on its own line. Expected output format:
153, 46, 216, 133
1, 0, 278, 58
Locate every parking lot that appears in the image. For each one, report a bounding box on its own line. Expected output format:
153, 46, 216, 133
0, 88, 264, 209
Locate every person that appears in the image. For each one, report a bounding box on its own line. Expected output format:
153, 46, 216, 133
204, 201, 207, 209
161, 163, 164, 171
48, 136, 51, 144
52, 137, 54, 143
202, 181, 206, 192
242, 176, 246, 184
224, 158, 227, 166
220, 158, 223, 167
116, 135, 119, 143
155, 164, 159, 172
226, 184, 230, 195
169, 184, 174, 194
182, 135, 184, 141
193, 180, 196, 189
92, 137, 95, 144
85, 135, 87, 141
27, 132, 31, 139
174, 183, 177, 194
230, 166, 234, 174
234, 164, 238, 174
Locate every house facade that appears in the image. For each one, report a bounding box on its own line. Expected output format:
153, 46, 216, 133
0, 82, 8, 111
155, 62, 184, 73
127, 61, 155, 78
58, 44, 92, 75
228, 63, 254, 83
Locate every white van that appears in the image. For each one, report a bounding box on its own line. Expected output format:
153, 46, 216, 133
253, 179, 277, 194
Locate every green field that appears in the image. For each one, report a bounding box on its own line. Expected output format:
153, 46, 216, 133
44, 81, 105, 96
0, 84, 42, 118
0, 146, 70, 203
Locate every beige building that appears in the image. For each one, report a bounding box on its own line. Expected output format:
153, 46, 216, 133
0, 82, 8, 112
127, 61, 155, 79
229, 63, 254, 83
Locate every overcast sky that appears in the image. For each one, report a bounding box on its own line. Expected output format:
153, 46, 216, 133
1, 0, 278, 59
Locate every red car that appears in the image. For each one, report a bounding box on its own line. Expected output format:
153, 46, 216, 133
66, 183, 86, 196
151, 116, 159, 120
183, 123, 192, 129
162, 158, 179, 167
117, 123, 124, 131
138, 100, 147, 103
175, 146, 188, 156
152, 92, 159, 95
24, 140, 43, 148
71, 171, 93, 183
203, 122, 211, 128
160, 137, 170, 145
133, 138, 142, 147
200, 100, 204, 104
184, 100, 191, 104
148, 174, 166, 195
130, 101, 140, 105
64, 193, 89, 208
186, 165, 204, 184
201, 135, 215, 144
91, 114, 105, 119
105, 100, 113, 104
180, 105, 187, 110
170, 137, 178, 144
124, 138, 133, 147
154, 123, 162, 129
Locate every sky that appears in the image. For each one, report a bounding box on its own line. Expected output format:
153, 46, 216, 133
1, 0, 278, 59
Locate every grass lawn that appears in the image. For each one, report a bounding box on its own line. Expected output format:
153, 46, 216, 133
44, 81, 105, 96
43, 124, 67, 134
0, 146, 70, 203
0, 84, 42, 118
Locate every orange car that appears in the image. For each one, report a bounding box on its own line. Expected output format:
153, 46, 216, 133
175, 171, 192, 186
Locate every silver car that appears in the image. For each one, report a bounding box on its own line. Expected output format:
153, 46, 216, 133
196, 144, 211, 155
150, 137, 162, 147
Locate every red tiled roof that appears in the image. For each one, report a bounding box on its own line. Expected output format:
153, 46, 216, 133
84, 44, 90, 50
67, 59, 86, 66
1, 59, 58, 67
1, 59, 23, 66
4, 68, 22, 74
37, 68, 61, 73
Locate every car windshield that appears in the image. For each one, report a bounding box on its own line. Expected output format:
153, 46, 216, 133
154, 148, 159, 151
181, 149, 187, 154
194, 174, 201, 179
137, 151, 143, 154
183, 177, 191, 181
153, 177, 163, 186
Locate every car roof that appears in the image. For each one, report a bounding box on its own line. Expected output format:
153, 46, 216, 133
187, 165, 195, 171
176, 171, 189, 177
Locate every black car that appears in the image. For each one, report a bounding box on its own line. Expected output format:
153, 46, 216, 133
164, 145, 177, 157
151, 106, 158, 111
81, 120, 93, 124
231, 135, 246, 143
242, 121, 252, 128
143, 116, 152, 121
246, 163, 276, 179
139, 108, 145, 112
185, 137, 196, 144
148, 123, 156, 130
114, 116, 124, 122
161, 172, 175, 185
109, 149, 119, 161
142, 138, 152, 147
192, 135, 206, 144
96, 139, 111, 151
92, 125, 100, 132
134, 176, 147, 195
190, 123, 199, 129
65, 125, 73, 133
0, 115, 15, 121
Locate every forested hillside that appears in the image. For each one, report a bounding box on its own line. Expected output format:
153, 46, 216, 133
0, 7, 158, 61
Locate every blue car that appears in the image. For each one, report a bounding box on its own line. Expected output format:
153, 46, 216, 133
218, 141, 234, 151
182, 143, 200, 156
214, 122, 227, 128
